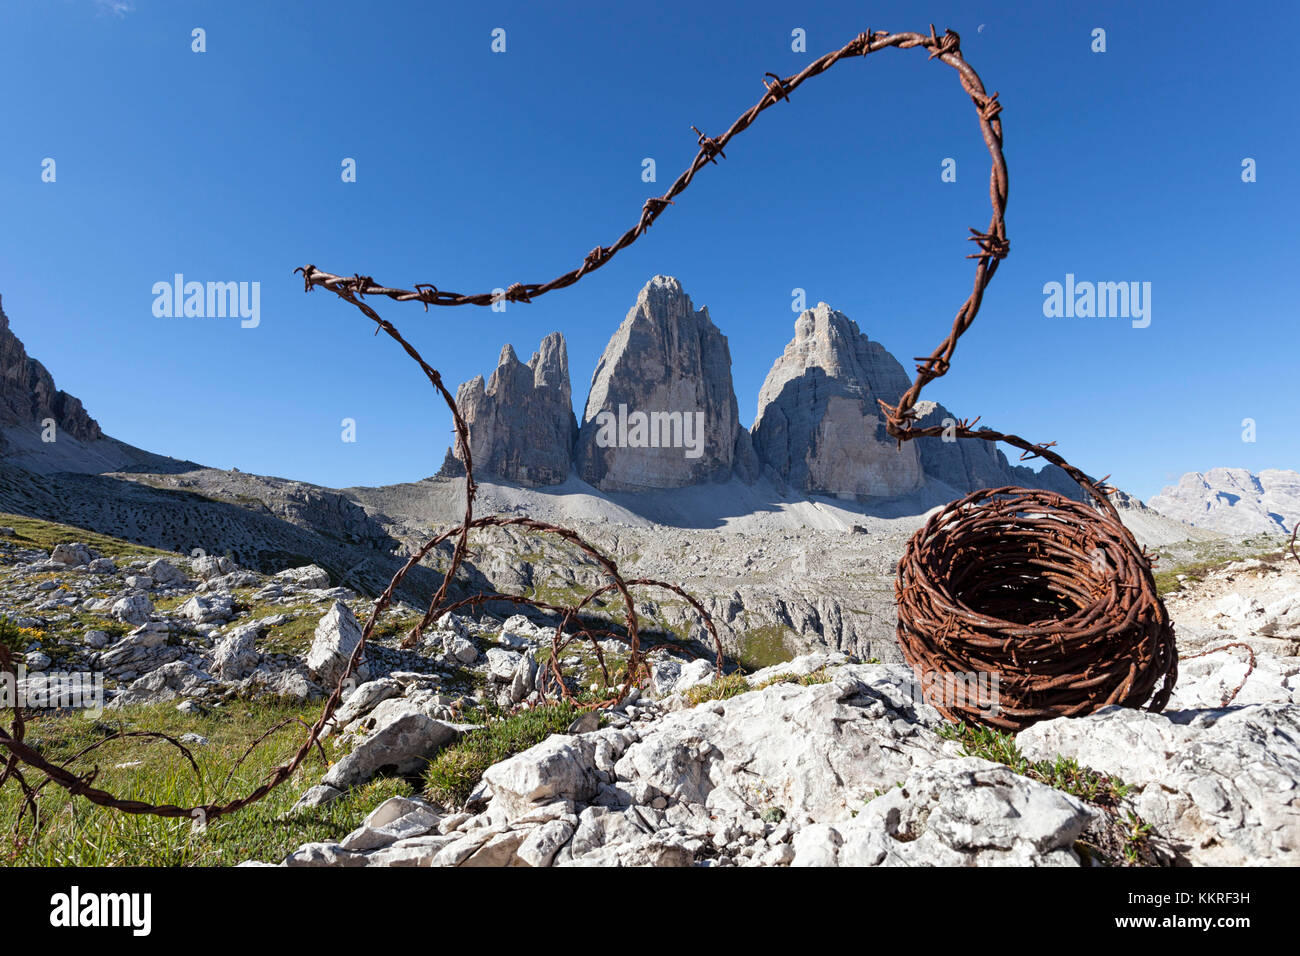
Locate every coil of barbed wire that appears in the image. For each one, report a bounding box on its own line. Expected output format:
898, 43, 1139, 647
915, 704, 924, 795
895, 488, 1178, 731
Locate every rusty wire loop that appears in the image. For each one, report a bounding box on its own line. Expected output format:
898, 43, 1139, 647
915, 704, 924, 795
0, 25, 1204, 824
895, 489, 1177, 731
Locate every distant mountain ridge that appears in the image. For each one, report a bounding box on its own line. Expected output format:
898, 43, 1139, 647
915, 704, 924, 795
1149, 468, 1299, 535
4, 280, 1085, 505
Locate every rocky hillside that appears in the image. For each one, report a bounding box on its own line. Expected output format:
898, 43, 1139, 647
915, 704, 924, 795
1150, 468, 1300, 535
5, 515, 1295, 867
256, 550, 1299, 868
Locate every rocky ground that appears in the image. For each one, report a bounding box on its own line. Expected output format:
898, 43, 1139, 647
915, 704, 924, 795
0, 520, 630, 732
3, 515, 1297, 868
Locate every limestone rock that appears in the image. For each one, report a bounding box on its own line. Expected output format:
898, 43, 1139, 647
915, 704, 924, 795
177, 591, 234, 625
483, 735, 600, 821
451, 333, 577, 486
275, 564, 331, 589
322, 713, 468, 790
50, 543, 95, 566
109, 592, 153, 626
145, 558, 186, 587
751, 304, 922, 498
108, 660, 217, 709
1016, 703, 1300, 865
575, 276, 751, 490
306, 601, 370, 689
100, 622, 177, 675
794, 757, 1096, 866
210, 623, 260, 681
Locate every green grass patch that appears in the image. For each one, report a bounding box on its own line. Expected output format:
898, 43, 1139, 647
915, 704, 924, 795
756, 667, 834, 690
0, 513, 173, 562
735, 625, 795, 671
683, 672, 752, 706
423, 701, 582, 808
937, 721, 1131, 806
0, 697, 409, 866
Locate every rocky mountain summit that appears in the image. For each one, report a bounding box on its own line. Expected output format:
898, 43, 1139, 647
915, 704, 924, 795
451, 334, 578, 486
575, 276, 758, 491
1, 295, 102, 449
1150, 468, 1300, 535
442, 277, 1081, 501
752, 303, 922, 497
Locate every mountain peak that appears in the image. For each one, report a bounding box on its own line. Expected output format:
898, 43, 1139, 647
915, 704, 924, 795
0, 294, 103, 443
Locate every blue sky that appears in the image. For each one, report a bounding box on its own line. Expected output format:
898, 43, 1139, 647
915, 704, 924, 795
1, 0, 1295, 501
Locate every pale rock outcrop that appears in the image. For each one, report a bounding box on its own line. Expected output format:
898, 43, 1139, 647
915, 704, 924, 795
306, 600, 370, 689
1017, 703, 1300, 865
109, 592, 153, 626
177, 591, 235, 625
145, 558, 186, 587
99, 622, 178, 676
322, 713, 470, 790
275, 564, 331, 590
50, 543, 96, 566
108, 660, 218, 709
751, 304, 922, 498
575, 276, 755, 490
266, 652, 1300, 868
210, 622, 261, 681
451, 333, 578, 486
792, 757, 1096, 866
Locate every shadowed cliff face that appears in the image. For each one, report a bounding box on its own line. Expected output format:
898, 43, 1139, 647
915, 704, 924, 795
451, 332, 578, 487
752, 303, 922, 498
575, 276, 756, 492
0, 296, 103, 444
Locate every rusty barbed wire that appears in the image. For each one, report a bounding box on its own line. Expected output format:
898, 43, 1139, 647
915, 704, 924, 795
895, 488, 1177, 732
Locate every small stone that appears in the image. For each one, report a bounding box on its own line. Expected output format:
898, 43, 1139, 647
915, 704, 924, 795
292, 785, 343, 812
